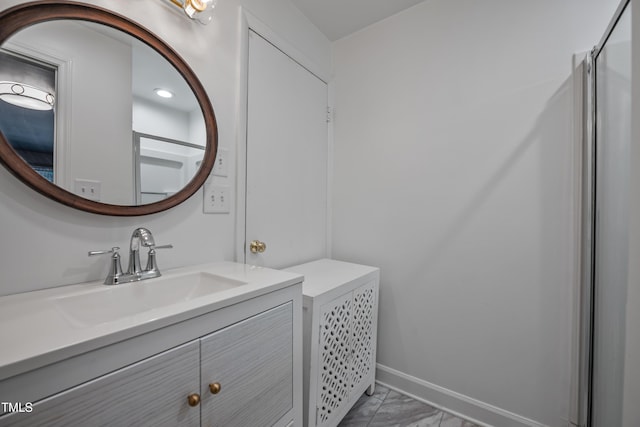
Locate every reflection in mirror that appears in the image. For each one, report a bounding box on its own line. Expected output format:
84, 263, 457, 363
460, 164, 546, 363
134, 132, 205, 204
0, 51, 55, 182
0, 19, 205, 206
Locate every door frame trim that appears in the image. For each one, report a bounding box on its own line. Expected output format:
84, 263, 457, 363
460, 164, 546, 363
2, 40, 71, 189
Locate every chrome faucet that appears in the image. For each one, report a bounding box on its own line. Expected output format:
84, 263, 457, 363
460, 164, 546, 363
89, 228, 173, 285
128, 227, 156, 275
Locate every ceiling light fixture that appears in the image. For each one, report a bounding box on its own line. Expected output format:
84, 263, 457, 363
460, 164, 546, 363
154, 88, 174, 99
0, 81, 55, 111
169, 0, 216, 25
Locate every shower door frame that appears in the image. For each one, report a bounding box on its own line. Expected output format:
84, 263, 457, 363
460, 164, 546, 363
579, 48, 595, 427
579, 0, 631, 425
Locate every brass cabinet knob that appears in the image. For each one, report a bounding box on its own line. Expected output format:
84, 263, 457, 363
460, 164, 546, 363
209, 382, 222, 394
187, 393, 200, 407
249, 240, 267, 254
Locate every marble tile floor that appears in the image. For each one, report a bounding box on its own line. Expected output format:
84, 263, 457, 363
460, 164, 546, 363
338, 384, 481, 427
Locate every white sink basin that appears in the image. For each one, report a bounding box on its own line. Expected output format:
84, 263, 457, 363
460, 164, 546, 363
0, 261, 304, 382
55, 272, 247, 327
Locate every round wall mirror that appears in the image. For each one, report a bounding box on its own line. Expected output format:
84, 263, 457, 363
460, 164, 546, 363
0, 1, 218, 216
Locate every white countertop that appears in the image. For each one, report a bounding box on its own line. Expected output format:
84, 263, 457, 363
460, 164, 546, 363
0, 262, 303, 381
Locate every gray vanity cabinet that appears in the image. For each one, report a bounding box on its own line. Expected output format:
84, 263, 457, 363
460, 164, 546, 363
200, 302, 293, 427
0, 340, 201, 427
0, 301, 296, 427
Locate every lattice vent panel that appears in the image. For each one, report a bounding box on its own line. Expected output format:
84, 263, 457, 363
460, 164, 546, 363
317, 294, 352, 426
350, 282, 376, 395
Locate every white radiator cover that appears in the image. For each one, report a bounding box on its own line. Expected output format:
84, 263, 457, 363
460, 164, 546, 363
284, 258, 380, 427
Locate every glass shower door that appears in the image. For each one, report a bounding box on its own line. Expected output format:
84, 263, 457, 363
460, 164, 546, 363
590, 1, 631, 425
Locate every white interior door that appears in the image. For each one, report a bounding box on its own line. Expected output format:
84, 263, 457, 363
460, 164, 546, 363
245, 30, 328, 268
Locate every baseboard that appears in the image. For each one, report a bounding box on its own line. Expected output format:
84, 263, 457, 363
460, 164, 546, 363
375, 363, 550, 427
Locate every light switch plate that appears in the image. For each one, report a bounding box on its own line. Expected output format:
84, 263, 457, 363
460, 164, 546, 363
212, 148, 229, 177
203, 183, 230, 214
74, 178, 101, 201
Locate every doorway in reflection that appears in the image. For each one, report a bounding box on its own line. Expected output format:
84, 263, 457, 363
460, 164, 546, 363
0, 50, 56, 182
133, 132, 205, 204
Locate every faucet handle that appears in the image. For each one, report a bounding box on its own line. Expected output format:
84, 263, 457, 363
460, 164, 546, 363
153, 244, 174, 250
145, 244, 173, 274
88, 247, 124, 286
88, 246, 120, 256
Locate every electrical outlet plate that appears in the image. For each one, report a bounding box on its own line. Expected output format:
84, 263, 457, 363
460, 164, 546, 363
203, 182, 230, 214
74, 178, 101, 201
212, 148, 228, 177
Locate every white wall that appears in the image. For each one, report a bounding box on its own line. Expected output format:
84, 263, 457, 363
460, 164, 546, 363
133, 97, 191, 142
0, 0, 330, 297
189, 109, 207, 148
331, 1, 618, 426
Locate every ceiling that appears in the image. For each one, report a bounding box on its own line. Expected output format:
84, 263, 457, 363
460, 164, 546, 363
132, 38, 198, 114
289, 0, 425, 41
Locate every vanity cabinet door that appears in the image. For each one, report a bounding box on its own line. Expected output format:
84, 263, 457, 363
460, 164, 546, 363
0, 341, 200, 427
200, 302, 293, 427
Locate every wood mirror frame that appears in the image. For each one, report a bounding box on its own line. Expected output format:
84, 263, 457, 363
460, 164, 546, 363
0, 0, 218, 216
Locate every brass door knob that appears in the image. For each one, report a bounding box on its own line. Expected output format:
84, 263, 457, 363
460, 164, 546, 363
209, 382, 222, 394
187, 393, 200, 407
249, 240, 267, 254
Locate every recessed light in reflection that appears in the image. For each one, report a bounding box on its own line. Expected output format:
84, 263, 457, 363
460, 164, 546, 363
154, 88, 174, 99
